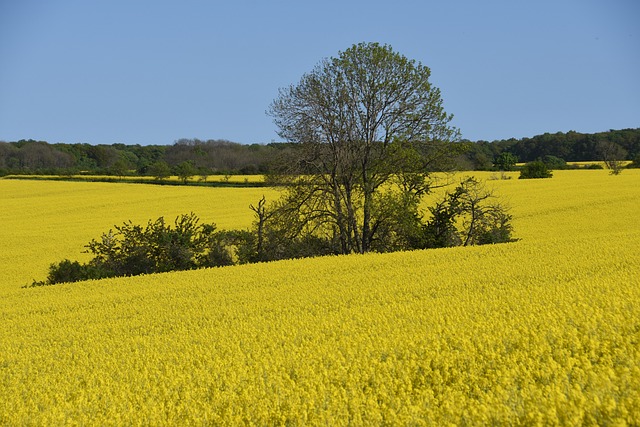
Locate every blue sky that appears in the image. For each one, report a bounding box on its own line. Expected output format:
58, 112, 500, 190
1, 0, 638, 145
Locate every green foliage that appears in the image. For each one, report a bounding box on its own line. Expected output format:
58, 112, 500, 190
108, 158, 131, 179
174, 161, 197, 183
26, 43, 517, 285
519, 161, 553, 179
368, 189, 428, 253
0, 139, 277, 177
423, 196, 463, 248
200, 229, 254, 267
30, 260, 90, 287
87, 213, 218, 276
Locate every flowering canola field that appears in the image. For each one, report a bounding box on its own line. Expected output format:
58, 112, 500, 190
1, 171, 639, 425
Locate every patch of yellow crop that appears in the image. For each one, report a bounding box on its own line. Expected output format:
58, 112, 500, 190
0, 180, 278, 289
566, 160, 632, 167
0, 170, 639, 424
4, 174, 266, 183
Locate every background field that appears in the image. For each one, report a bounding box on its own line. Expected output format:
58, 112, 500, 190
1, 170, 639, 424
2, 174, 266, 184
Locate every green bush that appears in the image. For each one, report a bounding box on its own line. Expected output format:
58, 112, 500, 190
29, 213, 238, 286
519, 161, 553, 179
541, 155, 567, 170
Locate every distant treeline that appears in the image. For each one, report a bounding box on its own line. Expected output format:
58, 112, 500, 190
1, 128, 639, 176
458, 128, 640, 170
0, 139, 278, 177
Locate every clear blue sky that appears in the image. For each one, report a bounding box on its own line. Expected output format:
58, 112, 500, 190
1, 0, 638, 145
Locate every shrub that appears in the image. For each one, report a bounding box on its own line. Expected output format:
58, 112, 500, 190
519, 161, 553, 179
32, 213, 238, 285
541, 155, 567, 170
423, 177, 515, 247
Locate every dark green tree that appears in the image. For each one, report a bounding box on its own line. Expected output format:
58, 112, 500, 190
148, 160, 172, 180
519, 161, 553, 179
494, 152, 518, 171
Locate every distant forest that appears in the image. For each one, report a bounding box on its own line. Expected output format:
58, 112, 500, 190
1, 128, 639, 176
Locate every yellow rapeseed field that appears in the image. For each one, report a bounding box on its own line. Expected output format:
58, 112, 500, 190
1, 170, 639, 425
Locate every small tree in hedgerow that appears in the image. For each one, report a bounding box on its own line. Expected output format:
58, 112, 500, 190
494, 152, 518, 171
174, 160, 197, 184
597, 140, 627, 175
148, 160, 172, 180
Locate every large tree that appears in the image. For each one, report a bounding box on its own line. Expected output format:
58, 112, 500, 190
266, 42, 463, 255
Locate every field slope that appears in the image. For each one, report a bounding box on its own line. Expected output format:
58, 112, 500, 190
1, 170, 639, 425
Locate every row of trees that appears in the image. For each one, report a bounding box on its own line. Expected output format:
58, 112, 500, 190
460, 128, 640, 170
31, 177, 514, 286
0, 139, 277, 177
3, 128, 639, 177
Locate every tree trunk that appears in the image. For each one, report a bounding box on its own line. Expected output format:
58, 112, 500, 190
332, 181, 349, 254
